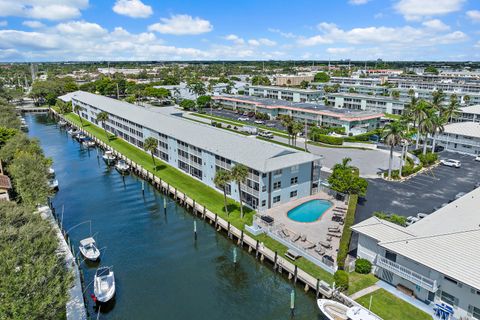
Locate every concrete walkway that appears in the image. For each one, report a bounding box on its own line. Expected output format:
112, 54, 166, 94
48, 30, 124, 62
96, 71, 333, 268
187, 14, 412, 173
349, 284, 380, 300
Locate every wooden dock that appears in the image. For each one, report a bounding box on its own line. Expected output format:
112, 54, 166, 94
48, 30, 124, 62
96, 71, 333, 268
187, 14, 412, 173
16, 106, 50, 113
55, 109, 334, 299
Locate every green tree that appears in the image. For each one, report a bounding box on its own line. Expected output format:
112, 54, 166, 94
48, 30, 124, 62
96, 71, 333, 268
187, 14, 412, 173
441, 94, 460, 123
230, 164, 248, 219
0, 127, 17, 147
73, 104, 83, 126
328, 158, 368, 196
382, 121, 405, 179
391, 90, 400, 99
424, 66, 439, 75
214, 169, 232, 216
251, 76, 271, 86
196, 95, 212, 111
299, 80, 309, 89
143, 137, 158, 166
429, 113, 446, 154
180, 99, 196, 110
464, 95, 470, 106
96, 111, 109, 138
314, 72, 330, 83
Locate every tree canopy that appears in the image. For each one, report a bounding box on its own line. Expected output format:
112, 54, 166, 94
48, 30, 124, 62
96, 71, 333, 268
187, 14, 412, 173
327, 158, 368, 196
314, 72, 330, 83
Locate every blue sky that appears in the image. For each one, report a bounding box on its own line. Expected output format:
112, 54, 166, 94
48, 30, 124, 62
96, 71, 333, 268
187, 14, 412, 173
0, 0, 479, 61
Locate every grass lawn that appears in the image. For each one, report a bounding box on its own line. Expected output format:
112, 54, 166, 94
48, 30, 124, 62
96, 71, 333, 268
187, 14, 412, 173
356, 289, 432, 320
256, 136, 307, 152
348, 272, 378, 295
63, 111, 335, 284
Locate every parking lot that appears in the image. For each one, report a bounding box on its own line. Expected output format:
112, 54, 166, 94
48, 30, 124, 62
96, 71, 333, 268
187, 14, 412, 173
208, 109, 286, 131
355, 151, 480, 223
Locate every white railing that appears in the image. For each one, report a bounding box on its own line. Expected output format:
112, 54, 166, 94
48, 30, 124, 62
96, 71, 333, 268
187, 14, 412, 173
376, 255, 438, 292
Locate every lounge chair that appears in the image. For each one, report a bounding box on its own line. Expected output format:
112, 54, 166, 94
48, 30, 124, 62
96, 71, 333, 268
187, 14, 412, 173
303, 242, 316, 250
300, 234, 307, 242
291, 234, 301, 242
326, 236, 333, 242
280, 228, 290, 238
328, 226, 340, 232
319, 241, 332, 249
315, 246, 326, 256
285, 249, 302, 261
327, 232, 341, 238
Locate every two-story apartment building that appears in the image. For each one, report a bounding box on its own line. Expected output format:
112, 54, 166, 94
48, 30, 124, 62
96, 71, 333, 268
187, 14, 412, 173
247, 85, 323, 103
352, 187, 480, 320
213, 95, 383, 135
63, 91, 323, 211
326, 93, 408, 115
457, 105, 480, 123
435, 122, 480, 155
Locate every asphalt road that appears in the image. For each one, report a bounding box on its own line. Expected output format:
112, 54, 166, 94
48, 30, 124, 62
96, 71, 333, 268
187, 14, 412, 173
355, 151, 480, 223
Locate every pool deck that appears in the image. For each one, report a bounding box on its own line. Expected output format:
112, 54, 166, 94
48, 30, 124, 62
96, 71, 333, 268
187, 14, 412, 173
261, 192, 347, 263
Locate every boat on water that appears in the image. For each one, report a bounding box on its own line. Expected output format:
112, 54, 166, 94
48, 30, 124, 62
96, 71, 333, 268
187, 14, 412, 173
102, 151, 116, 165
79, 237, 101, 261
48, 178, 59, 191
317, 299, 382, 320
94, 266, 115, 303
58, 120, 67, 126
82, 138, 96, 148
67, 128, 78, 136
115, 159, 130, 174
48, 167, 55, 176
74, 133, 86, 141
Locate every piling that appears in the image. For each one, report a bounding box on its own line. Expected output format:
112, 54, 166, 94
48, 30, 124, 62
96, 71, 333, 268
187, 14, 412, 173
194, 220, 197, 240
290, 290, 295, 317
163, 198, 167, 215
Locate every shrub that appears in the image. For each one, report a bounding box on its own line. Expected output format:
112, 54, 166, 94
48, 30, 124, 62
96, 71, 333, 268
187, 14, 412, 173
355, 259, 373, 274
334, 270, 349, 291
310, 133, 343, 145
417, 153, 438, 166
344, 129, 382, 142
337, 194, 358, 269
373, 211, 407, 227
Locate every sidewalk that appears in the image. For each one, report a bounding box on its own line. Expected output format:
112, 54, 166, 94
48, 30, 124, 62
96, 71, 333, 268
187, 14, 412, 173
349, 284, 380, 300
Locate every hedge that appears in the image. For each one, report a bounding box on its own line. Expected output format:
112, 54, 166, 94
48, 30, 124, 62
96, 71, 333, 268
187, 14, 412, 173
344, 129, 382, 142
310, 133, 343, 145
334, 270, 349, 291
355, 258, 373, 274
337, 194, 358, 269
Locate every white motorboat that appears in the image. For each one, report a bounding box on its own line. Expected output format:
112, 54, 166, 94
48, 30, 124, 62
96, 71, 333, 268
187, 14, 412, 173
75, 133, 86, 141
58, 120, 67, 126
82, 138, 96, 148
102, 151, 116, 165
67, 128, 78, 136
48, 178, 59, 190
79, 237, 101, 261
48, 167, 55, 176
94, 266, 115, 303
317, 299, 382, 320
115, 159, 130, 174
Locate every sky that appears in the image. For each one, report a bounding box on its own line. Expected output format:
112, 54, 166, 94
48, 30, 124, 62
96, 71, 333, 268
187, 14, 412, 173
0, 0, 479, 62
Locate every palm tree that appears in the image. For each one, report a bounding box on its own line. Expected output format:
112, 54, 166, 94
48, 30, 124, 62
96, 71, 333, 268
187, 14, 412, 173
382, 121, 405, 179
74, 104, 83, 126
441, 94, 461, 123
96, 111, 109, 138
334, 157, 352, 171
214, 169, 232, 216
419, 110, 435, 155
143, 137, 158, 166
291, 121, 303, 146
464, 95, 470, 106
429, 114, 446, 154
231, 164, 248, 219
279, 115, 294, 145
411, 100, 430, 150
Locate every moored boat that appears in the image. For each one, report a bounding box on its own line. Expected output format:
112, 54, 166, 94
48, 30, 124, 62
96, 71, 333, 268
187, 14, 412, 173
114, 159, 130, 174
79, 237, 101, 261
102, 151, 116, 165
58, 120, 67, 126
48, 178, 59, 191
82, 138, 96, 148
94, 266, 115, 303
317, 299, 382, 320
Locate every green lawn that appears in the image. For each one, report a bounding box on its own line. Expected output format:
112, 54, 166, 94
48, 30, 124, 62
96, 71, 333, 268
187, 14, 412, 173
356, 289, 432, 320
256, 136, 307, 152
63, 111, 335, 284
348, 272, 378, 295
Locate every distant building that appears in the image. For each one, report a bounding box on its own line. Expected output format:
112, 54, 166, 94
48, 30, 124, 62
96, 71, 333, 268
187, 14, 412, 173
274, 74, 315, 86
352, 187, 480, 320
434, 121, 480, 156
247, 85, 323, 103
213, 95, 383, 135
457, 105, 480, 123
326, 93, 407, 115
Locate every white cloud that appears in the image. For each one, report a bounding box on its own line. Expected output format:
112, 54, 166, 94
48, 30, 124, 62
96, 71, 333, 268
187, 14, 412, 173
112, 0, 152, 18
422, 19, 450, 31
22, 20, 45, 28
0, 1, 89, 20
224, 34, 244, 45
248, 38, 276, 46
0, 20, 7, 27
349, 0, 370, 5
268, 28, 297, 39
326, 47, 354, 54
394, 0, 465, 21
475, 41, 480, 48
148, 14, 213, 35
466, 10, 480, 22
56, 21, 107, 37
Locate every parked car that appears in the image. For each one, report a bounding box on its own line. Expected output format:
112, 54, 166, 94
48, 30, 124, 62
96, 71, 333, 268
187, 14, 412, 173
259, 131, 274, 139
406, 216, 420, 226
434, 145, 445, 152
254, 120, 265, 124
475, 156, 480, 162
237, 116, 249, 121
440, 159, 461, 168
416, 212, 429, 219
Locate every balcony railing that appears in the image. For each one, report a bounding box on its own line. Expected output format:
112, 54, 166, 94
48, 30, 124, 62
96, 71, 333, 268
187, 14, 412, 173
376, 255, 438, 292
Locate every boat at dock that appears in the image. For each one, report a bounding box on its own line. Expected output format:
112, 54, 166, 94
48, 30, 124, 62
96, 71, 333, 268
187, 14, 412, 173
82, 138, 96, 148
58, 120, 67, 126
67, 128, 78, 136
114, 159, 130, 174
94, 266, 116, 303
102, 151, 116, 165
74, 133, 86, 141
79, 237, 101, 261
48, 167, 55, 176
48, 178, 59, 191
317, 299, 382, 320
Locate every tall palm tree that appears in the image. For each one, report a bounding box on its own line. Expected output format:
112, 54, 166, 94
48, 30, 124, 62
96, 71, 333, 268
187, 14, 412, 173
291, 121, 303, 146
214, 169, 232, 216
419, 110, 435, 155
279, 115, 294, 145
429, 114, 446, 154
382, 121, 405, 179
411, 100, 430, 150
73, 104, 83, 126
231, 164, 248, 219
333, 157, 352, 171
96, 111, 109, 138
441, 94, 461, 123
143, 137, 158, 166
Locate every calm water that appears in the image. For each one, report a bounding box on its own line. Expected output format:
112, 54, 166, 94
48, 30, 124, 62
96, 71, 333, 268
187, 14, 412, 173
287, 200, 333, 223
26, 113, 324, 320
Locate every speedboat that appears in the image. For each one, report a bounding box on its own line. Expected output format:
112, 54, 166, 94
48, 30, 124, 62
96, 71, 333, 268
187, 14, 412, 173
102, 151, 116, 165
115, 159, 130, 174
79, 237, 101, 261
94, 266, 115, 303
58, 120, 67, 126
48, 167, 55, 177
67, 128, 78, 136
75, 133, 86, 141
48, 178, 59, 191
317, 299, 382, 320
82, 138, 96, 148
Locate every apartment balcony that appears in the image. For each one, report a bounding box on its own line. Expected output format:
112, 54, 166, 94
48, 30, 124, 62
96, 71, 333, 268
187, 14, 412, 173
240, 184, 259, 197
376, 255, 438, 292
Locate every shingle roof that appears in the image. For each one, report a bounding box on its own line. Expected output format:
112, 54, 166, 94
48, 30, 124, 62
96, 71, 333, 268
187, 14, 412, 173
64, 91, 321, 172
0, 175, 11, 189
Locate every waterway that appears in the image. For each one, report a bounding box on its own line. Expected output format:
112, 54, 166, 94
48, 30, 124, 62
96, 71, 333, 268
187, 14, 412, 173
26, 113, 324, 320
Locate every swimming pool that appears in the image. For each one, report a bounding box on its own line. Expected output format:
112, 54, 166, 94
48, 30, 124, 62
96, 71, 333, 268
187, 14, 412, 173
287, 199, 333, 223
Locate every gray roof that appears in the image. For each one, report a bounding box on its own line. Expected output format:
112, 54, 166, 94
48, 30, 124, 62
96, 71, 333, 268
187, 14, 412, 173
65, 91, 320, 172
352, 187, 480, 290
460, 104, 480, 115
248, 85, 323, 93
442, 121, 480, 139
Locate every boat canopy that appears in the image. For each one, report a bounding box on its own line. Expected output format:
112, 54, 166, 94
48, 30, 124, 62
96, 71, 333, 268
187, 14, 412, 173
96, 266, 111, 277
346, 306, 382, 320
80, 237, 96, 246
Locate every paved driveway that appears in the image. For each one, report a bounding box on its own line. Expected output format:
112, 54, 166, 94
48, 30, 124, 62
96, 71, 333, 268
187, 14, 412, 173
355, 152, 480, 223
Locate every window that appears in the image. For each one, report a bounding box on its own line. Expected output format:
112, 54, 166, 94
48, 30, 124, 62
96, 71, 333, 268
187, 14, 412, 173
261, 200, 266, 207
290, 177, 298, 185
385, 251, 397, 262
290, 165, 299, 173
273, 181, 281, 190
444, 276, 458, 285
290, 190, 297, 198
273, 169, 282, 176
273, 195, 281, 203
262, 185, 267, 192
440, 291, 458, 306
469, 305, 480, 320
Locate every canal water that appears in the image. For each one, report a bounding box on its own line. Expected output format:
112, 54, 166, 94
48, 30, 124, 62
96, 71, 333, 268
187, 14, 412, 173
26, 113, 324, 320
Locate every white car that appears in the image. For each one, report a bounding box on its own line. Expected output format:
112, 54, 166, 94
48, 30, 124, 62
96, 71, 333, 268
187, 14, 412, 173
237, 117, 249, 121
440, 159, 461, 168
416, 212, 429, 220
254, 120, 265, 124
259, 131, 274, 139
406, 216, 420, 226
475, 156, 480, 162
